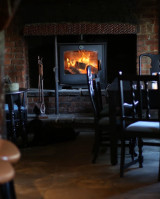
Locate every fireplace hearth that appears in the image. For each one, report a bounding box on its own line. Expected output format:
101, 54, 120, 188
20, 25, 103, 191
58, 42, 107, 89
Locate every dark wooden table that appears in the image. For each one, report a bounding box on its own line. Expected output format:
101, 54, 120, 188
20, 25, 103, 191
5, 88, 28, 142
108, 78, 120, 165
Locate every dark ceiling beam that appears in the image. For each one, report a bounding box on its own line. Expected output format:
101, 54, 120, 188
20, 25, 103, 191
0, 0, 21, 31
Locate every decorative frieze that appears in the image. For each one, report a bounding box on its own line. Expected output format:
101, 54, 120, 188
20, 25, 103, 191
24, 23, 137, 36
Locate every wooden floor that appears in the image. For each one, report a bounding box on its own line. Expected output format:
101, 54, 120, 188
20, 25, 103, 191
14, 128, 160, 199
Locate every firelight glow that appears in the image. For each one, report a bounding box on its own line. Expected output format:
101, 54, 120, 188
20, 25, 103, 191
64, 50, 99, 74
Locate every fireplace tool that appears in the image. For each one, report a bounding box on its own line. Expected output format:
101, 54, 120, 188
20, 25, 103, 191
33, 56, 48, 118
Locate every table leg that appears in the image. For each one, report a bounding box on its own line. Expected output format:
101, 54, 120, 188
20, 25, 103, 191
110, 130, 118, 165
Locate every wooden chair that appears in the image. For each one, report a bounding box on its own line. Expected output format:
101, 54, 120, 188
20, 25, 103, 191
0, 138, 21, 199
118, 72, 160, 181
87, 65, 110, 163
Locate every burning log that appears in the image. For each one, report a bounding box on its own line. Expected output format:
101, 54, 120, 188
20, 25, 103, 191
70, 66, 81, 74
65, 69, 72, 74
65, 67, 81, 74
90, 65, 98, 74
75, 61, 86, 70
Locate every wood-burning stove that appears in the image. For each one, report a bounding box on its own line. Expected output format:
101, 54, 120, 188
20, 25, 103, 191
58, 42, 107, 89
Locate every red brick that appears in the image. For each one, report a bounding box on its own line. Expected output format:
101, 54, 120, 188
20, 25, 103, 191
33, 97, 40, 103
15, 54, 24, 59
146, 24, 153, 33
154, 23, 159, 34
140, 24, 147, 34
137, 34, 149, 41
15, 65, 25, 70
137, 40, 145, 47
5, 47, 12, 54
12, 47, 24, 53
4, 53, 14, 60
137, 45, 149, 54
11, 59, 25, 65
15, 41, 25, 47
5, 41, 15, 48
150, 44, 159, 52
4, 59, 11, 65
145, 39, 156, 45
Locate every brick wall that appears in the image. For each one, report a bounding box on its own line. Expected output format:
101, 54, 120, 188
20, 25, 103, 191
3, 0, 160, 114
4, 17, 29, 88
27, 90, 94, 114
137, 19, 159, 74
137, 0, 159, 74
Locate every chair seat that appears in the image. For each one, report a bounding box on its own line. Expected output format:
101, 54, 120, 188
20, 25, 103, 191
127, 121, 160, 132
98, 116, 110, 127
5, 104, 26, 111
0, 139, 21, 164
5, 105, 27, 122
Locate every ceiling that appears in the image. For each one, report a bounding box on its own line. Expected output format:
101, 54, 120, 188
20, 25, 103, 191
16, 0, 138, 24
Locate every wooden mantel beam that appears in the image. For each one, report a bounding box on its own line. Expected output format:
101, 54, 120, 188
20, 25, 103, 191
24, 23, 137, 36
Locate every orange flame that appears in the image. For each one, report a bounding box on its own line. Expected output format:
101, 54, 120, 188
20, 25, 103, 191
64, 50, 98, 74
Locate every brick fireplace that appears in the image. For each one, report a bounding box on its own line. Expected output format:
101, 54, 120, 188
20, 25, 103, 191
4, 0, 159, 115
23, 23, 137, 114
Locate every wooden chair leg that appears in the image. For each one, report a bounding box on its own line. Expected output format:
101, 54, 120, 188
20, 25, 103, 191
138, 138, 143, 168
0, 180, 16, 199
158, 152, 160, 181
9, 180, 16, 199
129, 138, 137, 160
0, 161, 16, 199
120, 139, 125, 177
92, 128, 101, 163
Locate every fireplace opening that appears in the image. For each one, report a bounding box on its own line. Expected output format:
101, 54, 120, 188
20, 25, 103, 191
27, 34, 137, 90
27, 36, 55, 89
